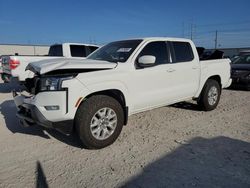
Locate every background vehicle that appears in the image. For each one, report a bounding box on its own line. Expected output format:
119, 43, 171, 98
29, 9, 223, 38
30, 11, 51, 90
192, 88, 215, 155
1, 43, 98, 83
231, 54, 250, 90
14, 37, 232, 149
239, 50, 250, 56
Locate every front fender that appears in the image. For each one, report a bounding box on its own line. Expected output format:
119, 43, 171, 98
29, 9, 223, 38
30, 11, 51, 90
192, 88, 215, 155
84, 80, 130, 107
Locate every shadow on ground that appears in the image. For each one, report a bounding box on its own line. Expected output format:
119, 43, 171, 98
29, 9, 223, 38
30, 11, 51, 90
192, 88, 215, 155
0, 100, 82, 148
171, 101, 201, 111
122, 136, 250, 188
36, 161, 48, 188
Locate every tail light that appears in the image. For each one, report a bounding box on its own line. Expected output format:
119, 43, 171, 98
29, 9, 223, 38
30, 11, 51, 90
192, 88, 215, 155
9, 59, 20, 70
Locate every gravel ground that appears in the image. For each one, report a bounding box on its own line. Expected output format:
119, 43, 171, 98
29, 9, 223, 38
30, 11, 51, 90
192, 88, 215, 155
0, 79, 249, 188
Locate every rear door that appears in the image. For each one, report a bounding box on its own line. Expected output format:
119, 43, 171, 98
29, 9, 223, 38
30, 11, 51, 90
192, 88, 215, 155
168, 41, 200, 98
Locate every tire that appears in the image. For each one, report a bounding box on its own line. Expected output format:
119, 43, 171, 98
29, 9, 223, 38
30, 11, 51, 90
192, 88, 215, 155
198, 79, 221, 111
75, 95, 124, 149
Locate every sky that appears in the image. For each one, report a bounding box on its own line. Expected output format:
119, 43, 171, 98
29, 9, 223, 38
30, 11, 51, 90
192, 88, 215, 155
0, 0, 250, 48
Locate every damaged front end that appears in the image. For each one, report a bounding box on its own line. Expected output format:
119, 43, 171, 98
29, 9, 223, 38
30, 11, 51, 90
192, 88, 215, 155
14, 58, 117, 134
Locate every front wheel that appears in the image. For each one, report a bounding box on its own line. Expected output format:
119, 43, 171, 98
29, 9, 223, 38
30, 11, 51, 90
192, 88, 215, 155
198, 79, 221, 111
75, 95, 124, 149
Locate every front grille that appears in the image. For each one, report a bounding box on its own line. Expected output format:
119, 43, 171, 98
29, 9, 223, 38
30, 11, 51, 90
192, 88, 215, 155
25, 76, 40, 94
19, 106, 32, 118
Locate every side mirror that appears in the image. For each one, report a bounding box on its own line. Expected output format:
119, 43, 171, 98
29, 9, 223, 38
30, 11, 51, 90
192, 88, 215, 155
138, 55, 156, 67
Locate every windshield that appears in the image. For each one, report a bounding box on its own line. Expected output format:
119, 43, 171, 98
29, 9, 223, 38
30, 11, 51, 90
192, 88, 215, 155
232, 55, 250, 64
87, 40, 142, 63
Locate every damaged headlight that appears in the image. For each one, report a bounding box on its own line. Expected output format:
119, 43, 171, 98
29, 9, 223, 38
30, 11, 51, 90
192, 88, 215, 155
39, 76, 73, 91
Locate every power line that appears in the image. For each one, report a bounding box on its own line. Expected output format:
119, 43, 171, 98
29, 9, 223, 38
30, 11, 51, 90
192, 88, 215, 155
196, 20, 250, 28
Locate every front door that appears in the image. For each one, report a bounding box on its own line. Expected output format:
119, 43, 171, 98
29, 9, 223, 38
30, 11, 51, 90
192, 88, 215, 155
128, 41, 180, 112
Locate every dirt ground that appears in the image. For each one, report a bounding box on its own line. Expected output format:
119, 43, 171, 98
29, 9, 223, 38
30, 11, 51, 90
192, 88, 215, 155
0, 79, 249, 188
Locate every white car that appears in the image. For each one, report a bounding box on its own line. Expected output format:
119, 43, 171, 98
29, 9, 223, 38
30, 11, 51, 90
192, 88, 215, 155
1, 43, 98, 83
14, 37, 232, 149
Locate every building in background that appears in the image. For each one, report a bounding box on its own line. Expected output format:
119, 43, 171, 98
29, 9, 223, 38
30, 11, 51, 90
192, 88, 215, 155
0, 44, 50, 56
1, 43, 249, 58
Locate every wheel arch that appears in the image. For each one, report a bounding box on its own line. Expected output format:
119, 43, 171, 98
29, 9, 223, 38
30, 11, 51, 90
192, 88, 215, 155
207, 75, 222, 88
195, 75, 222, 98
76, 89, 129, 126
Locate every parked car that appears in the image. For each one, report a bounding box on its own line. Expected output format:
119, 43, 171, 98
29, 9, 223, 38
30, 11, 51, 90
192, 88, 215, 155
239, 50, 250, 56
230, 55, 239, 62
1, 43, 99, 83
231, 54, 250, 90
14, 37, 232, 149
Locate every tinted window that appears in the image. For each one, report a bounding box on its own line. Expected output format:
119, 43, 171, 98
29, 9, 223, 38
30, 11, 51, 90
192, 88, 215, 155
232, 55, 250, 64
70, 45, 86, 57
48, 45, 63, 56
172, 42, 194, 62
138, 41, 168, 65
89, 46, 98, 53
88, 40, 142, 63
85, 46, 99, 56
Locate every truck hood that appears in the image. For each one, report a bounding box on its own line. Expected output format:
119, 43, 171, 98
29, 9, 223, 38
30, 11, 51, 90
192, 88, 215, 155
26, 58, 117, 75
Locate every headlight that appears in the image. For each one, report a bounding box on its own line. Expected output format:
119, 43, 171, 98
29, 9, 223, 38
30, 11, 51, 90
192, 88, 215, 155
40, 77, 60, 91
39, 76, 73, 91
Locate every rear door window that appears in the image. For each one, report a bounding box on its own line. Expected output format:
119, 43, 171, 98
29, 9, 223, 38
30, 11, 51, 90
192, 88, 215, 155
70, 45, 87, 57
171, 42, 194, 62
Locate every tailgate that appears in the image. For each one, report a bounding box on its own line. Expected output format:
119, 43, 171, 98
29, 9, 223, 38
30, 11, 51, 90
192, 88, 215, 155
1, 56, 61, 81
2, 56, 11, 74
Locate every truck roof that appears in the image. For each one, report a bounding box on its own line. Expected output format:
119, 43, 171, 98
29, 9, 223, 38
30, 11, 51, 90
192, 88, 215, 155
62, 43, 99, 47
122, 37, 193, 43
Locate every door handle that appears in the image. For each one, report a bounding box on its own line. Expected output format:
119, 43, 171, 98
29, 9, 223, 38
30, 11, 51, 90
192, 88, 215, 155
166, 68, 175, 73
192, 66, 199, 70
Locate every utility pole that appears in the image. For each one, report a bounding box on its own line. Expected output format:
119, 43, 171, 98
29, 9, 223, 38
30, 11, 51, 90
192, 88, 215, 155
182, 22, 185, 37
215, 30, 218, 49
190, 23, 193, 40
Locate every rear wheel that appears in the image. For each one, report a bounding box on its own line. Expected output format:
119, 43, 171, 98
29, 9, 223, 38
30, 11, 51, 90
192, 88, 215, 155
198, 79, 221, 111
75, 95, 124, 149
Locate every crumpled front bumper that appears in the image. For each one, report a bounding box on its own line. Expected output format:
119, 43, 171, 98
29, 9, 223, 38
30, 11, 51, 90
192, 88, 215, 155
13, 91, 74, 135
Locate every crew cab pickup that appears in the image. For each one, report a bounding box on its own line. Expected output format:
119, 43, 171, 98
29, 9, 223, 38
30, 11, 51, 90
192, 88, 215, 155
14, 37, 232, 149
1, 43, 98, 83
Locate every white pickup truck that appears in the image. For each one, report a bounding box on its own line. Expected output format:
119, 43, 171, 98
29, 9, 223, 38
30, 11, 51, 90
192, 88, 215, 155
1, 43, 98, 83
14, 37, 232, 149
